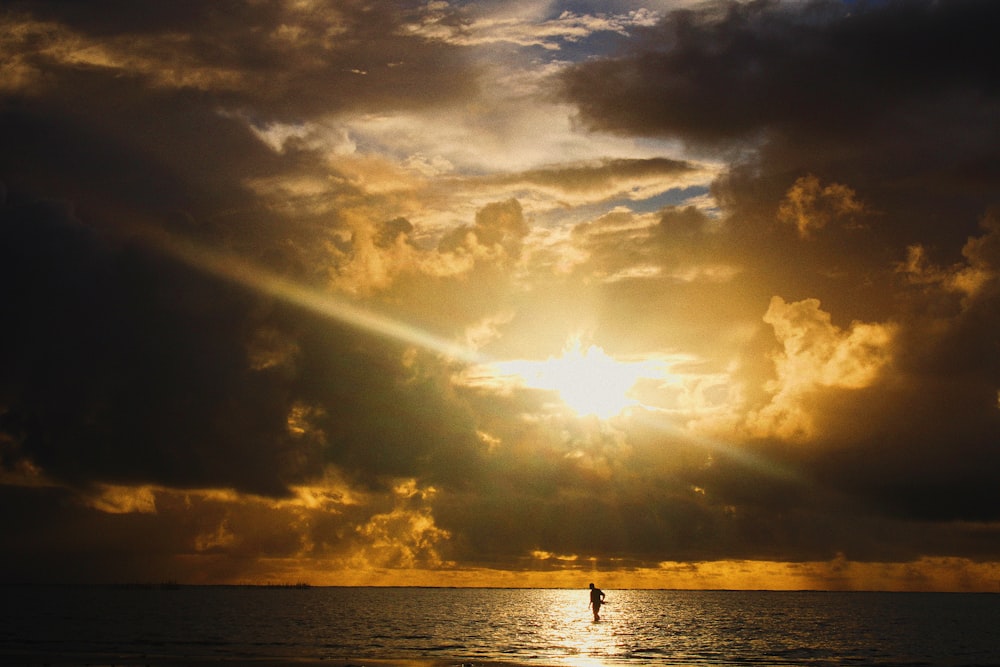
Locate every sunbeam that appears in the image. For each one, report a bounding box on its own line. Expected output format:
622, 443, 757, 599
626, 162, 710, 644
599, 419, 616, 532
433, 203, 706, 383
137, 225, 485, 364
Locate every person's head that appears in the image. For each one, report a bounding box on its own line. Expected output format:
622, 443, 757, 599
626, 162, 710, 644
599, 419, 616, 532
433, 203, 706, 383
589, 583, 594, 589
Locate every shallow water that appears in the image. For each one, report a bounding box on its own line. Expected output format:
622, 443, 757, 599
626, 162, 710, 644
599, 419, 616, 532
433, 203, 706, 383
2, 586, 999, 666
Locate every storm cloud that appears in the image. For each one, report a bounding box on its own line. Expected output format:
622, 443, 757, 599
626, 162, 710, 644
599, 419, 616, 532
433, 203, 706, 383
1, 0, 998, 589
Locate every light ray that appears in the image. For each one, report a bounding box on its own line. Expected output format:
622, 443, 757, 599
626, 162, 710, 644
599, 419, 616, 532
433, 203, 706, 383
135, 225, 484, 364
135, 225, 806, 496
633, 408, 805, 486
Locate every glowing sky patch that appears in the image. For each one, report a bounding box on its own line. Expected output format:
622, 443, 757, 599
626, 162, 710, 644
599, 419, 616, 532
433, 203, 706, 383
486, 339, 678, 419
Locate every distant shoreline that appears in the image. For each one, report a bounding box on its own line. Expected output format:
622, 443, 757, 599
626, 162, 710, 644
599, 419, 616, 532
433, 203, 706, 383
2, 582, 996, 594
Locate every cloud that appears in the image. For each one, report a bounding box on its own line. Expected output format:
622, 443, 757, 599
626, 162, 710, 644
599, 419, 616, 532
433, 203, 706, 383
488, 157, 708, 204
560, 0, 1000, 144
0, 199, 310, 497
560, 0, 1000, 252
84, 483, 158, 515
407, 2, 660, 50
0, 195, 493, 499
2, 1, 478, 119
351, 480, 453, 570
746, 296, 895, 440
2, 0, 1000, 590
438, 198, 529, 260
553, 0, 1000, 541
900, 212, 1000, 304
777, 174, 866, 239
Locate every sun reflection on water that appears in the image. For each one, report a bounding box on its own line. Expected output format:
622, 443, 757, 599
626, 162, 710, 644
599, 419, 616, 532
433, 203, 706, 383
525, 589, 620, 667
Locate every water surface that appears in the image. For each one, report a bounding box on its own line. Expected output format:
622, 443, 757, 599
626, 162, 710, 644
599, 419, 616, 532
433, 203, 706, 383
2, 586, 998, 666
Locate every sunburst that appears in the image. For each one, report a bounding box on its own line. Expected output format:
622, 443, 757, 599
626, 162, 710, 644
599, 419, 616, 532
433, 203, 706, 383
489, 339, 673, 419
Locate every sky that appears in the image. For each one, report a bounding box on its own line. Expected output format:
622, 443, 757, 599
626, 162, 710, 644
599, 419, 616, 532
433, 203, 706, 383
1, 0, 999, 592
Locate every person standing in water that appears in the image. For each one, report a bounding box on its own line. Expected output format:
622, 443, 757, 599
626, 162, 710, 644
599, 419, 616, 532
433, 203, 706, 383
588, 582, 605, 621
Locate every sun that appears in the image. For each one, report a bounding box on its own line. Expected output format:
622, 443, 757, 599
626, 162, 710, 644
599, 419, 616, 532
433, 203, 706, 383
489, 339, 671, 419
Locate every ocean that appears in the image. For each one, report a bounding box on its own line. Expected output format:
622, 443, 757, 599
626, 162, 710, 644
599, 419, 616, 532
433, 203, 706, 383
1, 586, 998, 666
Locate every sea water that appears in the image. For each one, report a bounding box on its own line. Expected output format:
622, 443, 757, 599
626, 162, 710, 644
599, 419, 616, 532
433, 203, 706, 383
2, 586, 998, 666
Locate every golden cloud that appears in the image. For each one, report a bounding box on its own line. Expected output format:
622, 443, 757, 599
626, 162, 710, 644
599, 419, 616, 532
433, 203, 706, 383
747, 296, 896, 440
778, 174, 866, 238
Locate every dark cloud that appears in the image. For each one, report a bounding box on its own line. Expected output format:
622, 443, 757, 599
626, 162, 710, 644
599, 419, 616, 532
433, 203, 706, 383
0, 485, 183, 583
438, 198, 529, 259
0, 0, 478, 271
0, 198, 306, 496
4, 0, 477, 120
2, 0, 999, 587
0, 0, 492, 499
561, 0, 999, 144
432, 401, 1000, 566
561, 0, 1000, 249
375, 217, 415, 248
495, 157, 698, 194
551, 0, 1000, 553
0, 195, 486, 498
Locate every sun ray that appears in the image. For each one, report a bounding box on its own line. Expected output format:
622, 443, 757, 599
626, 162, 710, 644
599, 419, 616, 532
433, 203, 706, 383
131, 225, 484, 364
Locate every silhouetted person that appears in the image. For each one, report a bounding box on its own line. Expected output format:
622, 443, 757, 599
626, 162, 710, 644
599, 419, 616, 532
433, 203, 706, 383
588, 582, 605, 621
